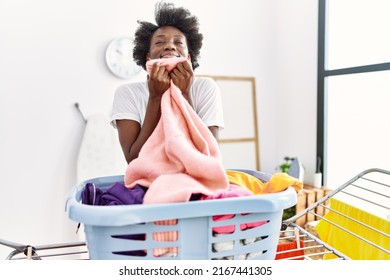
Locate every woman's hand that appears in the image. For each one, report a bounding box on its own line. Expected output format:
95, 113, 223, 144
170, 60, 193, 102
147, 61, 170, 101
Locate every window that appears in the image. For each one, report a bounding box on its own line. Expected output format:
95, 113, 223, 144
318, 0, 390, 188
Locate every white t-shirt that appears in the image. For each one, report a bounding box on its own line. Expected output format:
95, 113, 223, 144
110, 76, 224, 130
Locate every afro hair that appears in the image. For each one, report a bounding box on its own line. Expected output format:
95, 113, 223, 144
133, 2, 203, 70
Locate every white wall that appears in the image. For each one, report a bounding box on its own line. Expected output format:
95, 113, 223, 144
0, 0, 317, 259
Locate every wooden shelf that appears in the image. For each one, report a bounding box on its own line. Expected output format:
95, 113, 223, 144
294, 184, 332, 227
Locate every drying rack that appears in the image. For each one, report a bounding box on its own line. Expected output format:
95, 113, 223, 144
0, 239, 88, 260
2, 168, 389, 260
275, 168, 390, 260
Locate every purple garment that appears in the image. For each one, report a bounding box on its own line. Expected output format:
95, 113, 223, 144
81, 182, 148, 256
80, 181, 203, 257
81, 182, 146, 206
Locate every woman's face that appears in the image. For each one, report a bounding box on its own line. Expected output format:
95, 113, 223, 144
147, 26, 190, 60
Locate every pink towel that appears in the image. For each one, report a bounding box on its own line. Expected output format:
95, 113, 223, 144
124, 57, 229, 204
124, 57, 229, 257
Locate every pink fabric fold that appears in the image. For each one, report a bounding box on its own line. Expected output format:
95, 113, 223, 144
124, 57, 229, 204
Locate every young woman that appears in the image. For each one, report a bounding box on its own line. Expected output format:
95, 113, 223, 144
110, 2, 224, 164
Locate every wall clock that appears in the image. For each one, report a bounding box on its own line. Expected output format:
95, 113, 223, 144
105, 37, 142, 79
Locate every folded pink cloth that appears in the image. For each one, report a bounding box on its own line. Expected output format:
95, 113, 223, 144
124, 57, 229, 204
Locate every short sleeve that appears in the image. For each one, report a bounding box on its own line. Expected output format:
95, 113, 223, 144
192, 77, 225, 130
110, 83, 144, 128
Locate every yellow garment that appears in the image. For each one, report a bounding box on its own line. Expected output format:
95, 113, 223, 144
226, 170, 266, 193
316, 198, 390, 260
225, 170, 303, 194
265, 172, 303, 193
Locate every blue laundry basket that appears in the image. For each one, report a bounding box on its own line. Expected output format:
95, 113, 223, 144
65, 171, 297, 260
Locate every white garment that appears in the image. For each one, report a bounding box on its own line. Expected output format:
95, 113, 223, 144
109, 76, 224, 129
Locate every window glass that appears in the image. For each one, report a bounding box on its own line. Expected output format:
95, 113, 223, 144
326, 70, 390, 188
327, 0, 390, 69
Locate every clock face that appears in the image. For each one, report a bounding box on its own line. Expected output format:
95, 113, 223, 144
105, 37, 142, 79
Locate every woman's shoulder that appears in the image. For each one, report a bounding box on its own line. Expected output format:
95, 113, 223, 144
114, 81, 148, 98
116, 81, 147, 92
194, 76, 217, 84
193, 76, 218, 90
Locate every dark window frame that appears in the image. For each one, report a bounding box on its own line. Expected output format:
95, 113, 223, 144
317, 0, 390, 185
